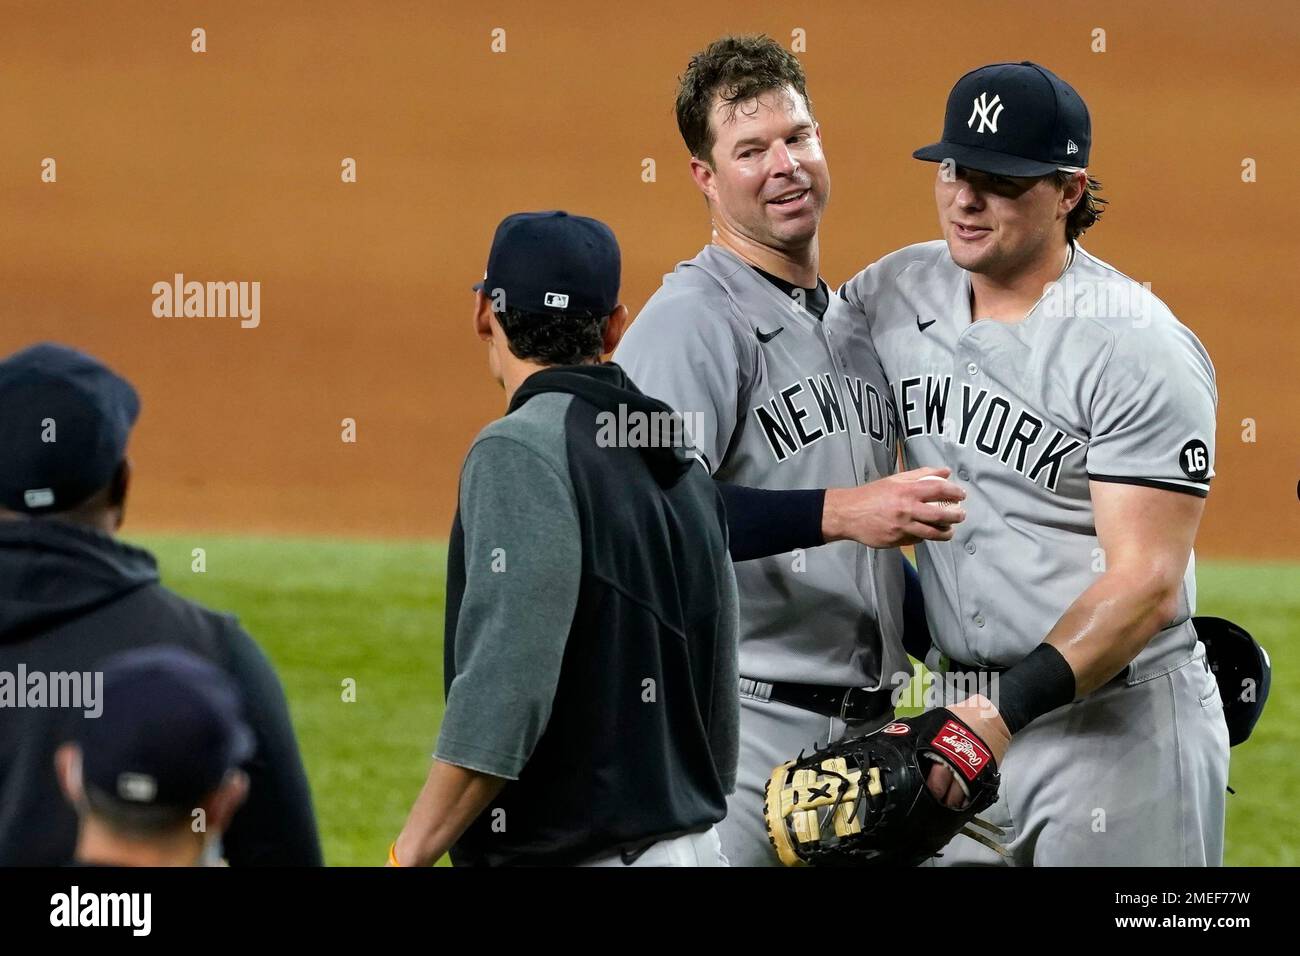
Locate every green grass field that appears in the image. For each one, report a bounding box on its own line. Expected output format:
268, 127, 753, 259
128, 533, 1298, 866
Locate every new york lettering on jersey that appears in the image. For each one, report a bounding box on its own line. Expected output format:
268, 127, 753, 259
753, 368, 897, 465
893, 373, 1081, 492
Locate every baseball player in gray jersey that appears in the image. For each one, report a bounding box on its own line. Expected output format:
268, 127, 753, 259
614, 36, 966, 866
839, 62, 1229, 865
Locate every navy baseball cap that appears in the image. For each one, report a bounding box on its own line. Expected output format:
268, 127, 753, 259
75, 647, 255, 813
472, 210, 621, 317
0, 343, 140, 514
913, 62, 1091, 177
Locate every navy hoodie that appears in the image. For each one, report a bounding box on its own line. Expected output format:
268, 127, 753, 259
0, 519, 321, 865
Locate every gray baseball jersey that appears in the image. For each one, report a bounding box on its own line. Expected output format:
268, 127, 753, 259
614, 243, 908, 689
839, 240, 1217, 674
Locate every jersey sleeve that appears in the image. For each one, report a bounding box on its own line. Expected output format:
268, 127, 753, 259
435, 434, 582, 779
1086, 318, 1218, 497
613, 283, 755, 474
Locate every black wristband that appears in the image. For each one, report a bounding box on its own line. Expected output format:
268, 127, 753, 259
716, 483, 825, 562
994, 644, 1077, 735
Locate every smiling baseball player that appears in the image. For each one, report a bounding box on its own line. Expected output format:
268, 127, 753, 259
614, 35, 965, 867
839, 62, 1229, 865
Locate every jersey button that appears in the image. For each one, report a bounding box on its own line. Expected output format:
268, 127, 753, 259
966, 362, 978, 376
958, 467, 971, 480
964, 542, 976, 554
974, 614, 986, 628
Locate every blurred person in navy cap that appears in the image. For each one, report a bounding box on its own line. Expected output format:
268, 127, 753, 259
0, 342, 321, 866
55, 647, 254, 866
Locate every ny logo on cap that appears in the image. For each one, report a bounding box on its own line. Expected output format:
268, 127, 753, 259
968, 92, 1004, 134
543, 292, 569, 308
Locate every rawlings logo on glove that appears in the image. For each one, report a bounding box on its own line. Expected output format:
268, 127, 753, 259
932, 720, 993, 780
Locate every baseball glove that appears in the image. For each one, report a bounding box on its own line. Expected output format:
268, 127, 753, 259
764, 707, 1004, 867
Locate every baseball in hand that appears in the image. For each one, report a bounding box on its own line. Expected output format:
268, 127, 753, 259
917, 474, 962, 511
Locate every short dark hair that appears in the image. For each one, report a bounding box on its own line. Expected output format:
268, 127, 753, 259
675, 34, 813, 164
1055, 171, 1107, 243
495, 307, 609, 366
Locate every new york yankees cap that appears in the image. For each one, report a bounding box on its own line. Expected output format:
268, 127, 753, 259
472, 210, 621, 318
913, 61, 1091, 177
0, 342, 140, 514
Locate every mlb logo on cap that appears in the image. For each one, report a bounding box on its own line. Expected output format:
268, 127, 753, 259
117, 772, 159, 803
23, 488, 55, 509
471, 211, 621, 318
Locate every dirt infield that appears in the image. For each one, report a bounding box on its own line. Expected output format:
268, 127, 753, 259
1, 1, 1296, 557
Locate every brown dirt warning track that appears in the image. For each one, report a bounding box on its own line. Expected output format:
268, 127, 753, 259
1, 0, 1296, 557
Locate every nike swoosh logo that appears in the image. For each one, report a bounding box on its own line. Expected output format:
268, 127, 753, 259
916, 315, 937, 332
756, 326, 784, 343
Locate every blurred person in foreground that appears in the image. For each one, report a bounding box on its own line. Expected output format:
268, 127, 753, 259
56, 647, 253, 866
0, 342, 321, 866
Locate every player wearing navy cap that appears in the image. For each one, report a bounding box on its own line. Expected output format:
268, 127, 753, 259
838, 62, 1229, 865
392, 212, 739, 866
55, 647, 254, 866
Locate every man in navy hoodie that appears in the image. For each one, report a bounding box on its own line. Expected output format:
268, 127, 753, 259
0, 342, 321, 866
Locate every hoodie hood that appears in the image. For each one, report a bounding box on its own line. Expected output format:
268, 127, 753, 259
0, 519, 159, 641
508, 363, 697, 487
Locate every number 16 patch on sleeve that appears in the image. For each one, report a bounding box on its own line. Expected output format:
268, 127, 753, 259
1180, 439, 1211, 481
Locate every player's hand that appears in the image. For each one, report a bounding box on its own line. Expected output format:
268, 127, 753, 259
822, 466, 966, 548
925, 695, 1011, 809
